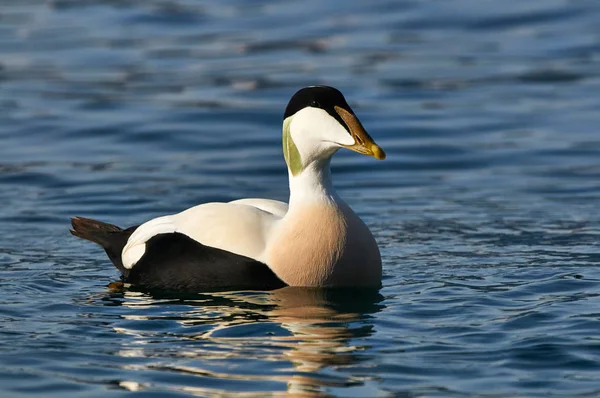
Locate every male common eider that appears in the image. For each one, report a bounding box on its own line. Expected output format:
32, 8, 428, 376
71, 86, 386, 290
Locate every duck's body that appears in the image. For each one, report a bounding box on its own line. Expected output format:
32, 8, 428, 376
71, 86, 385, 290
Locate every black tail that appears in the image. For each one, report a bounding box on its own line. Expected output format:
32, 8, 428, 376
70, 217, 138, 274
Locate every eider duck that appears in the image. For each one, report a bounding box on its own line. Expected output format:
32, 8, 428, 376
71, 86, 386, 290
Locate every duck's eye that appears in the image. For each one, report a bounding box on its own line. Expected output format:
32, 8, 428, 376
310, 100, 320, 108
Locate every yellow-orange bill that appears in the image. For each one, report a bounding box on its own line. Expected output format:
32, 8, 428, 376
334, 105, 386, 160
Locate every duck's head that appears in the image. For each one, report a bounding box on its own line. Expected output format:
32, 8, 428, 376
282, 86, 386, 175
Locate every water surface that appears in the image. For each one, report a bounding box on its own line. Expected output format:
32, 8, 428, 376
1, 0, 600, 396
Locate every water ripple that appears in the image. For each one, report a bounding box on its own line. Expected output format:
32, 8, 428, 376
1, 0, 600, 396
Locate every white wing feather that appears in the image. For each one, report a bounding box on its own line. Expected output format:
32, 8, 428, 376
121, 199, 288, 269
229, 198, 288, 217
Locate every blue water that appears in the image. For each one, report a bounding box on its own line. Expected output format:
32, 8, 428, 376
2, 0, 600, 396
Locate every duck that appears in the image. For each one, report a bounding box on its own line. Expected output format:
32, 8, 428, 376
71, 86, 386, 291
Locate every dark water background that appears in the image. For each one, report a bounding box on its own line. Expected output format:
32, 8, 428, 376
2, 1, 600, 396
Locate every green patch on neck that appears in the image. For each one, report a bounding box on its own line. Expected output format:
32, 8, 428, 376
282, 116, 303, 176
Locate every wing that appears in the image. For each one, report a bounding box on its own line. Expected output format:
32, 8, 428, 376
229, 198, 288, 217
122, 199, 287, 269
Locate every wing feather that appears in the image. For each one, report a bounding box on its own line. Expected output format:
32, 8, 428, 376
121, 200, 287, 269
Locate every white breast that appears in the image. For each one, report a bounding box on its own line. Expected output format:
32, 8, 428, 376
265, 201, 382, 287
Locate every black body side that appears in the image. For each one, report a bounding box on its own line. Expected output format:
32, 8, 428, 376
127, 232, 286, 291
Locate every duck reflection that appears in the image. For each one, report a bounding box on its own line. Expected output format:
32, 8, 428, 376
101, 283, 384, 396
263, 287, 383, 396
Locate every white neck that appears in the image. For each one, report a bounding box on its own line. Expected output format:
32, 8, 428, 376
287, 157, 340, 208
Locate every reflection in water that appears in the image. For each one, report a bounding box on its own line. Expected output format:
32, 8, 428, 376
101, 285, 384, 396
262, 287, 383, 396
